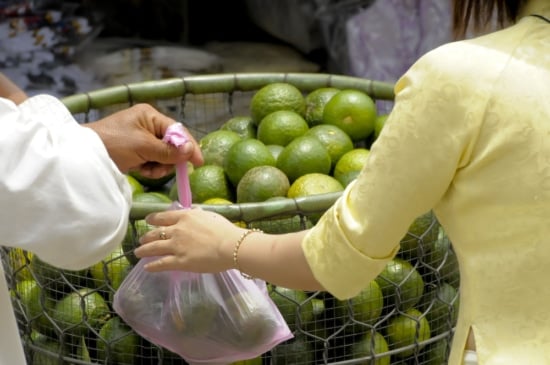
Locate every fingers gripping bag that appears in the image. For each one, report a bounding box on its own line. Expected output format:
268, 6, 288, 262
113, 123, 293, 364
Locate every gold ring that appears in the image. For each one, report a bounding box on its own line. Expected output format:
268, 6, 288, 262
159, 231, 167, 240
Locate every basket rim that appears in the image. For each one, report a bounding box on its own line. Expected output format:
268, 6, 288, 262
130, 191, 343, 220
65, 72, 395, 221
62, 72, 395, 114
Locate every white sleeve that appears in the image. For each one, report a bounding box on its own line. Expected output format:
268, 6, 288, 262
0, 95, 132, 270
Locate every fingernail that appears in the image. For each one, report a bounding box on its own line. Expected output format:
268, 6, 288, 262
180, 141, 193, 154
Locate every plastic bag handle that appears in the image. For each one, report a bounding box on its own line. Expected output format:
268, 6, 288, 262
162, 123, 192, 208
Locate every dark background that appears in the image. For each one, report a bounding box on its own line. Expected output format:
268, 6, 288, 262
84, 0, 331, 69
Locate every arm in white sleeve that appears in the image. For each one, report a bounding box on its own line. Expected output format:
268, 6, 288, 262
0, 95, 132, 270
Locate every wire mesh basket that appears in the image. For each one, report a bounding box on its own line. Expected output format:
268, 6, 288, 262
2, 72, 459, 365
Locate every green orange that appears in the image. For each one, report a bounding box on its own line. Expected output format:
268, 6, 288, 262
323, 89, 377, 142
250, 83, 306, 125
199, 129, 242, 167
220, 115, 257, 139
374, 114, 389, 139
375, 258, 424, 311
236, 165, 290, 203
276, 136, 331, 182
350, 331, 391, 365
189, 164, 233, 203
126, 174, 144, 196
305, 124, 354, 169
257, 110, 309, 146
333, 148, 370, 187
304, 87, 340, 126
287, 173, 343, 199
224, 138, 276, 186
386, 308, 431, 358
133, 191, 172, 203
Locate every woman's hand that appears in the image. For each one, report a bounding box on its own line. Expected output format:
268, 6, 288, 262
134, 208, 246, 273
85, 103, 203, 178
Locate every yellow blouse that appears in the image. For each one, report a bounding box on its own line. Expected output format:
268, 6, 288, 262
302, 4, 550, 365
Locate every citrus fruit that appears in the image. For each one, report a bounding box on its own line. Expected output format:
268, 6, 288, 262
129, 169, 175, 189
375, 258, 424, 311
29, 255, 89, 298
250, 82, 306, 125
220, 291, 278, 349
202, 197, 234, 204
333, 147, 370, 187
423, 282, 459, 335
374, 114, 389, 139
323, 89, 377, 142
172, 290, 218, 337
236, 165, 290, 203
220, 115, 257, 139
334, 171, 360, 188
224, 138, 276, 186
386, 308, 431, 358
14, 279, 56, 335
276, 135, 332, 182
7, 248, 33, 282
52, 287, 111, 336
30, 332, 69, 365
305, 124, 354, 169
425, 229, 460, 288
189, 164, 234, 203
423, 338, 451, 365
230, 357, 263, 365
126, 174, 144, 196
89, 244, 132, 303
122, 219, 156, 265
286, 173, 343, 223
257, 110, 309, 146
350, 330, 391, 365
133, 191, 172, 203
199, 129, 242, 167
334, 280, 384, 326
269, 286, 315, 333
287, 173, 344, 199
304, 87, 340, 126
271, 335, 315, 365
76, 335, 92, 362
267, 144, 284, 161
97, 316, 140, 364
399, 211, 439, 261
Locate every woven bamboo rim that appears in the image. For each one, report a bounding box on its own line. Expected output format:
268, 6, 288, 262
62, 73, 395, 220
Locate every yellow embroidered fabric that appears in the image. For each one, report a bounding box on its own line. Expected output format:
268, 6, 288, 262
302, 3, 550, 364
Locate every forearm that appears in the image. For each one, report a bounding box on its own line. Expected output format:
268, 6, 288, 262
233, 230, 325, 291
0, 73, 27, 104
0, 95, 131, 269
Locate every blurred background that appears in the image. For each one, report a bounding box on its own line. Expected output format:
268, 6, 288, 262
0, 0, 453, 109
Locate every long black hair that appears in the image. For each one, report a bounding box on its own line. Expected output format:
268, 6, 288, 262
453, 0, 529, 38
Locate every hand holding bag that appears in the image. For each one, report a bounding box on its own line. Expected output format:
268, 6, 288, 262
113, 123, 293, 364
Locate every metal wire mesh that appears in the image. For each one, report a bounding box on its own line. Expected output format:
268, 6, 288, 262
2, 73, 459, 365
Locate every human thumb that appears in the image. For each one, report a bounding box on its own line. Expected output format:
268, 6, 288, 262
158, 123, 203, 166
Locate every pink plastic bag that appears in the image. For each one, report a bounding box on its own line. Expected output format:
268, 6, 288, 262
114, 263, 293, 363
113, 124, 293, 364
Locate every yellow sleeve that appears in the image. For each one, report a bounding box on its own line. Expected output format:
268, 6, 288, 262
302, 43, 485, 299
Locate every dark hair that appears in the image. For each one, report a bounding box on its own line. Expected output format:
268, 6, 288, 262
452, 0, 528, 38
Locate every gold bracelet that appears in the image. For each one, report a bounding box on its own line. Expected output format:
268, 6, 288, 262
233, 228, 263, 280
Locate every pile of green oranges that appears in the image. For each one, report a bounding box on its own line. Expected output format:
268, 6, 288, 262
183, 82, 385, 207
6, 82, 460, 365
